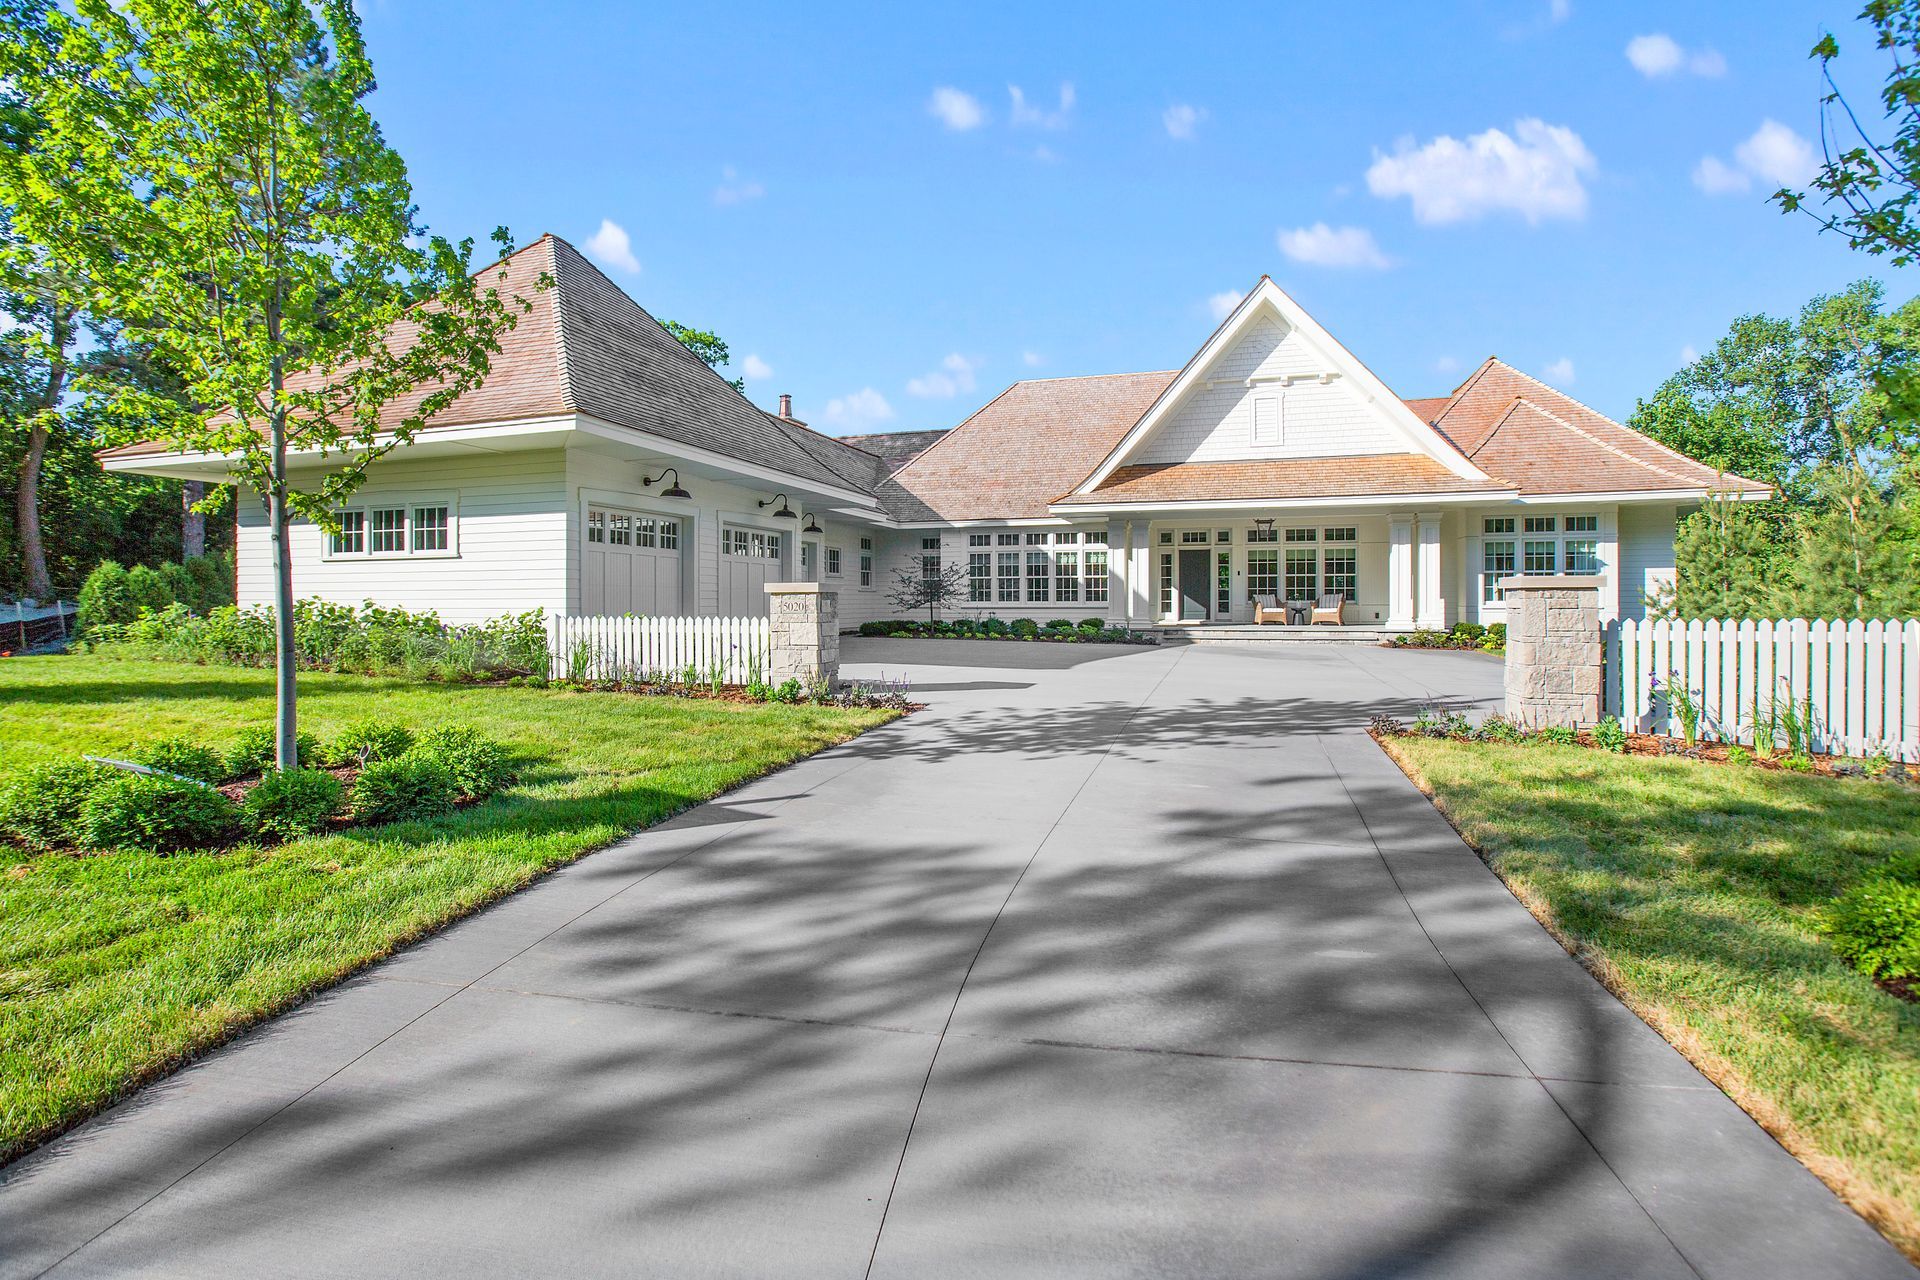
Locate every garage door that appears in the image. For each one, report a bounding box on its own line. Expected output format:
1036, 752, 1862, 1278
583, 506, 683, 615
721, 525, 783, 617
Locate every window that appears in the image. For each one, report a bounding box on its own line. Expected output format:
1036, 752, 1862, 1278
635, 516, 657, 549
1323, 547, 1357, 601
1180, 530, 1209, 544
1565, 514, 1598, 533
1285, 548, 1317, 600
859, 536, 873, 588
921, 536, 940, 580
1216, 550, 1231, 617
1484, 517, 1515, 535
660, 520, 679, 550
826, 546, 842, 577
611, 513, 633, 547
726, 528, 782, 560
371, 507, 406, 554
801, 542, 816, 576
1246, 549, 1278, 600
1159, 530, 1174, 544
1284, 527, 1316, 543
1056, 531, 1080, 545
585, 510, 605, 544
1565, 539, 1600, 574
1055, 550, 1080, 602
1524, 540, 1557, 574
1324, 527, 1356, 543
969, 552, 992, 601
1084, 549, 1108, 602
1026, 550, 1051, 602
922, 535, 942, 550
1251, 394, 1280, 446
331, 510, 365, 555
1216, 529, 1232, 544
1247, 524, 1278, 544
1085, 530, 1108, 545
1524, 515, 1556, 534
1158, 552, 1174, 615
412, 506, 449, 553
997, 551, 1021, 602
1026, 531, 1050, 546
968, 532, 991, 547
998, 532, 1021, 546
1483, 539, 1515, 602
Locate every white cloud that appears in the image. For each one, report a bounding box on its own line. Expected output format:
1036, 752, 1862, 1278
1735, 119, 1817, 187
1207, 290, 1244, 321
1626, 33, 1728, 78
1277, 222, 1392, 269
1434, 354, 1461, 374
928, 86, 986, 131
1692, 155, 1750, 194
1542, 357, 1575, 384
1163, 103, 1205, 140
820, 387, 895, 429
1022, 350, 1045, 367
1365, 118, 1596, 225
1680, 345, 1700, 365
907, 352, 980, 399
713, 166, 765, 206
1549, 0, 1571, 21
741, 354, 773, 381
1030, 144, 1059, 163
585, 219, 640, 274
1009, 82, 1075, 129
1696, 120, 1818, 197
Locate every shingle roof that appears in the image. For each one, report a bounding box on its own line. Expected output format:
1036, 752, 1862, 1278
882, 372, 1178, 521
1052, 455, 1507, 506
1425, 359, 1770, 497
101, 236, 883, 500
837, 429, 951, 473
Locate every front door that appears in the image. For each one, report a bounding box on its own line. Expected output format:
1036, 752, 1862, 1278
1177, 548, 1210, 621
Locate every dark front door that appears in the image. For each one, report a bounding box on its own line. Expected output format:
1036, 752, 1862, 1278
1177, 548, 1210, 621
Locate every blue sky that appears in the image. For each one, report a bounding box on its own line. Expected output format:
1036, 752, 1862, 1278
357, 0, 1905, 433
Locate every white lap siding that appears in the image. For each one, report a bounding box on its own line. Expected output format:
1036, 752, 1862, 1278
236, 449, 569, 624
1617, 503, 1679, 622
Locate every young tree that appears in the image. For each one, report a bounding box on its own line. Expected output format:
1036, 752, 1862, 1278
0, 0, 532, 767
888, 560, 970, 624
662, 320, 744, 391
1663, 497, 1788, 619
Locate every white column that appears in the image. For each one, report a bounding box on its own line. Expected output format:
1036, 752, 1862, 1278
1416, 511, 1444, 628
1387, 515, 1415, 629
1127, 520, 1152, 625
1107, 518, 1129, 623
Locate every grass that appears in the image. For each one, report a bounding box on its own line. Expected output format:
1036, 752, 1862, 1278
1382, 735, 1920, 1262
0, 655, 896, 1164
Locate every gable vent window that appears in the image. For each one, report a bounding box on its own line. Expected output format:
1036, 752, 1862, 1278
1251, 394, 1281, 446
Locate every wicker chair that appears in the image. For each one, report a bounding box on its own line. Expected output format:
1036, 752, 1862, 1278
1310, 593, 1347, 626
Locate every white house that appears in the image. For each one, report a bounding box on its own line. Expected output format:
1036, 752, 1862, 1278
101, 234, 1768, 630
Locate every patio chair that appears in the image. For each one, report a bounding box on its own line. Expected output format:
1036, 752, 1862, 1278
1253, 595, 1287, 625
1310, 593, 1346, 626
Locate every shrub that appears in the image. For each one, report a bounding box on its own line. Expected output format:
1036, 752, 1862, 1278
76, 561, 136, 631
135, 737, 230, 784
1474, 715, 1524, 743
350, 755, 460, 824
1412, 706, 1472, 738
409, 725, 514, 799
1044, 618, 1075, 632
1825, 877, 1920, 981
772, 677, 803, 703
243, 768, 344, 840
1079, 617, 1106, 632
980, 617, 1009, 636
226, 725, 320, 776
326, 719, 415, 766
0, 760, 116, 850
123, 564, 173, 617
1010, 618, 1039, 638
1592, 716, 1627, 754
857, 621, 891, 637
1482, 623, 1507, 652
78, 773, 238, 852
1450, 622, 1487, 644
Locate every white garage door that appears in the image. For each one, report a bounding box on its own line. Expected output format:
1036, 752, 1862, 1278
721, 525, 784, 617
583, 506, 683, 615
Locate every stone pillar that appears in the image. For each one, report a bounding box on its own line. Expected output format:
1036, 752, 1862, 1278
1415, 511, 1445, 628
1387, 516, 1415, 629
764, 582, 839, 686
1501, 575, 1604, 728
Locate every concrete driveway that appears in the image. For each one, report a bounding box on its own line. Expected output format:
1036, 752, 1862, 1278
2, 639, 1910, 1278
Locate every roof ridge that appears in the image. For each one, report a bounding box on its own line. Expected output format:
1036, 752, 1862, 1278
1426, 356, 1501, 428
768, 409, 885, 462
538, 237, 580, 414
1012, 369, 1183, 383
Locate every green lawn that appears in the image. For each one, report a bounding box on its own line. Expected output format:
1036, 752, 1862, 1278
1384, 735, 1920, 1263
0, 655, 896, 1163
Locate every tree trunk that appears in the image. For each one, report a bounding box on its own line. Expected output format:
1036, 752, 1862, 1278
15, 421, 52, 601
181, 480, 206, 559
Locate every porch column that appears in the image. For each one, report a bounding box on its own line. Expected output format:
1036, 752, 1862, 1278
1387, 516, 1415, 629
1107, 518, 1129, 624
1416, 511, 1445, 629
1126, 520, 1152, 625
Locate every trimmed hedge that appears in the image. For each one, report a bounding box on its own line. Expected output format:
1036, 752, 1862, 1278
1826, 877, 1920, 981
78, 774, 238, 852
350, 755, 460, 824
0, 761, 116, 851
242, 768, 344, 839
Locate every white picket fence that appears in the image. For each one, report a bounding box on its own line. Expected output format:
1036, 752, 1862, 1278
548, 614, 771, 685
1607, 617, 1920, 761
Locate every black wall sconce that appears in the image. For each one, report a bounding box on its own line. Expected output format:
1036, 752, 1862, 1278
801, 511, 823, 534
642, 466, 691, 499
758, 492, 797, 519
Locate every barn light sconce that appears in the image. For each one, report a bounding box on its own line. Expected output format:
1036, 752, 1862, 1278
642, 467, 691, 500
1254, 517, 1275, 533
758, 492, 798, 519
801, 512, 823, 534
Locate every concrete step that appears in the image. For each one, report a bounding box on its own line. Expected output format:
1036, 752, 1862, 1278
1158, 625, 1407, 645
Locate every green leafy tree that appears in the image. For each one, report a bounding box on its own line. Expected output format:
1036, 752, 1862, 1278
662, 320, 744, 391
0, 0, 533, 767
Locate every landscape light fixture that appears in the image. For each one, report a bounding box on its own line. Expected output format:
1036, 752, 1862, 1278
642, 467, 691, 499
759, 493, 798, 519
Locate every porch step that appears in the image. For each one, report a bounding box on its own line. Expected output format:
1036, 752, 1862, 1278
1157, 625, 1408, 645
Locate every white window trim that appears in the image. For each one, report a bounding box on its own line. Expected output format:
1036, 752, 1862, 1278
323, 491, 460, 561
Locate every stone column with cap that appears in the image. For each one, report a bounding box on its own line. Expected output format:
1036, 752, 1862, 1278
1499, 574, 1604, 728
764, 582, 839, 687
